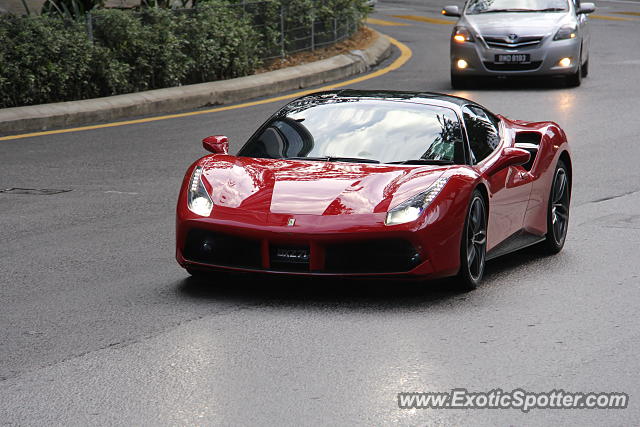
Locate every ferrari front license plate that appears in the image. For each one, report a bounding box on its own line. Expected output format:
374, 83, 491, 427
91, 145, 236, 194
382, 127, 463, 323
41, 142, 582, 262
495, 54, 530, 64
272, 247, 310, 264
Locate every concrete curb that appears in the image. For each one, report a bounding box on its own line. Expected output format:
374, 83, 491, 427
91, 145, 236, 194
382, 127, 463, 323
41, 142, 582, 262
0, 30, 391, 135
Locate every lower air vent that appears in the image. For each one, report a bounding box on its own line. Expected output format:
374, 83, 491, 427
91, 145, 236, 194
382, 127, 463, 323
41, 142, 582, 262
484, 61, 542, 71
183, 229, 262, 269
324, 239, 421, 273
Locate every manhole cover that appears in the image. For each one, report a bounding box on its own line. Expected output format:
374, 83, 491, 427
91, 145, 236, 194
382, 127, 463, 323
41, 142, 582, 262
0, 188, 72, 195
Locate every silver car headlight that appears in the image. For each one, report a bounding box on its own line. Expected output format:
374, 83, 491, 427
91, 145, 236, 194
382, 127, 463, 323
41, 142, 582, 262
385, 177, 449, 226
188, 166, 213, 217
553, 25, 577, 40
453, 26, 475, 43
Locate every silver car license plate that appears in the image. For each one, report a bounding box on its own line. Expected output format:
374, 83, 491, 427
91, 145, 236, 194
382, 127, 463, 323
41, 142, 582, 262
495, 54, 530, 64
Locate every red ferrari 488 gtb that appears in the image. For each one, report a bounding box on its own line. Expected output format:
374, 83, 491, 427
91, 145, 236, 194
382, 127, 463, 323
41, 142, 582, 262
176, 90, 571, 289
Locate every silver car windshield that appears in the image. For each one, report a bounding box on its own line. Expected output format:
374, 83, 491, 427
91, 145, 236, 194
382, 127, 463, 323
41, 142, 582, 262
466, 0, 569, 14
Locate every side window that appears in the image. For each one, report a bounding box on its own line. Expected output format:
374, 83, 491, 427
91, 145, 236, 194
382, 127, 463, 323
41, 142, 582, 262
462, 105, 501, 164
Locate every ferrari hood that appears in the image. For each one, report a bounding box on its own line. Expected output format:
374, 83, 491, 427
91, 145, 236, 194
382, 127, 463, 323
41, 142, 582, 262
198, 155, 449, 216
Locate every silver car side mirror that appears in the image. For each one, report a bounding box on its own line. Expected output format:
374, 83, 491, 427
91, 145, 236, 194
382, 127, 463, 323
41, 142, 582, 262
441, 5, 461, 17
578, 2, 595, 14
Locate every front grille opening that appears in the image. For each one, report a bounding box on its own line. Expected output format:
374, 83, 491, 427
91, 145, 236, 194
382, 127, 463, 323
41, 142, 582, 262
483, 36, 543, 50
484, 61, 542, 71
324, 239, 421, 273
183, 229, 262, 269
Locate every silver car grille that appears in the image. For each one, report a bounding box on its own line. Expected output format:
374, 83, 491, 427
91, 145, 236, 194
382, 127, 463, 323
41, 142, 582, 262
483, 35, 544, 50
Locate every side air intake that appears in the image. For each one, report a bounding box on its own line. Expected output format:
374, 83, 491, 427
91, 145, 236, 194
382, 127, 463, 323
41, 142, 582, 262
514, 132, 542, 171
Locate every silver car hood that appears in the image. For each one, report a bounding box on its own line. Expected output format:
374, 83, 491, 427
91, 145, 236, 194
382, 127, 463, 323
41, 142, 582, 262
462, 12, 571, 37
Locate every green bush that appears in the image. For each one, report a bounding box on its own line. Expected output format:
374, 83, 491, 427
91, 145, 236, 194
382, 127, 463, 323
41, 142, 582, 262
175, 4, 263, 82
0, 15, 95, 107
92, 8, 189, 91
0, 0, 367, 109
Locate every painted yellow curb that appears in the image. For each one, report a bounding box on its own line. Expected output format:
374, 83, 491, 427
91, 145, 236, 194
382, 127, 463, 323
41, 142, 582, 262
392, 14, 455, 25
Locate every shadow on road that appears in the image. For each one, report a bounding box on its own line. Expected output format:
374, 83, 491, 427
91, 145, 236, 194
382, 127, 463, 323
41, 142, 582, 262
175, 243, 553, 310
177, 273, 461, 310
462, 76, 572, 91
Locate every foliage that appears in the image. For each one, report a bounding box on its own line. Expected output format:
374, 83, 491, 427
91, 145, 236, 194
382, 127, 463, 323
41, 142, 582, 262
0, 14, 102, 107
0, 0, 368, 109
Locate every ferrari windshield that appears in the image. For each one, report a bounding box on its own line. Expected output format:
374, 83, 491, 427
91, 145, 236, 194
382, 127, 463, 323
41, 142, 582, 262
238, 99, 465, 164
465, 0, 568, 14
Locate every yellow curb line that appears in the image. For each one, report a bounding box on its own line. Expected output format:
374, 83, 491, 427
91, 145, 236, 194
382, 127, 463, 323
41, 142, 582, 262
0, 35, 412, 142
391, 14, 455, 25
590, 14, 635, 21
613, 11, 640, 16
365, 17, 411, 26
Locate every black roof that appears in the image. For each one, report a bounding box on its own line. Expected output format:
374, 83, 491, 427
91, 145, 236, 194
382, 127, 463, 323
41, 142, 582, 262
298, 89, 479, 108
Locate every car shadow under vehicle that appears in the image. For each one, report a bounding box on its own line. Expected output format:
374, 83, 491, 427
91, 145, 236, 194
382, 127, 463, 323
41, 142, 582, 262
459, 76, 573, 91
176, 242, 555, 309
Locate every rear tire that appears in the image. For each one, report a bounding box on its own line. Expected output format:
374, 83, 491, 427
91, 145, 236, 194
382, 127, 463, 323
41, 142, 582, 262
457, 190, 487, 290
541, 160, 571, 254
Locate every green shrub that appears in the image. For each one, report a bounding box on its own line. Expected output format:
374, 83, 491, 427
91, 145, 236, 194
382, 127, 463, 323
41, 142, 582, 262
176, 4, 263, 82
91, 9, 189, 91
0, 0, 367, 109
0, 15, 97, 107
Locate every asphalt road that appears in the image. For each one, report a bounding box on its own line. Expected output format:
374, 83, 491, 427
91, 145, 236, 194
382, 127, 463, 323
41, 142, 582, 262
2, 0, 640, 424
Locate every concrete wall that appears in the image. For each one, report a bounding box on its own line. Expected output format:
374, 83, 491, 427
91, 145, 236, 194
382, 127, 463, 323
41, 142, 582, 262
0, 0, 46, 15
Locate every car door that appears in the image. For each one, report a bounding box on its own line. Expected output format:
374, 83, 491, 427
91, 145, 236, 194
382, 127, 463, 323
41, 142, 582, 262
462, 105, 533, 249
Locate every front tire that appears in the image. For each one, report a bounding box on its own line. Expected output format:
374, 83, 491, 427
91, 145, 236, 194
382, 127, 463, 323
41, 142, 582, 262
457, 190, 488, 290
566, 58, 582, 87
581, 58, 589, 78
541, 160, 571, 254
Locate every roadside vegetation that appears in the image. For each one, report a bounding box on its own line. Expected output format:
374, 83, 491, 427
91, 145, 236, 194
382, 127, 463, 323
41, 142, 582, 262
0, 0, 368, 108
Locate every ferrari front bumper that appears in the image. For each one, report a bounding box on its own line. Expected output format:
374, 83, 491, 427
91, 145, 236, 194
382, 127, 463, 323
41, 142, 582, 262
176, 212, 461, 280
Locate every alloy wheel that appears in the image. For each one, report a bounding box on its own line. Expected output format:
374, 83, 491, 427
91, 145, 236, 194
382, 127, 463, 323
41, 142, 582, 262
551, 168, 570, 245
466, 196, 487, 281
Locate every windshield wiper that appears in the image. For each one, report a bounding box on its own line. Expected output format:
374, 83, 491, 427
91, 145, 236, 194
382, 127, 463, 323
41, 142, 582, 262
477, 8, 538, 13
532, 7, 566, 11
286, 156, 380, 164
387, 159, 455, 165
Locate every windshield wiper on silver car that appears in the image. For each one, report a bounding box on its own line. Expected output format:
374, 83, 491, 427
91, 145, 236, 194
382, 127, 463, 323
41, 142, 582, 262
387, 159, 455, 165
531, 7, 566, 11
477, 8, 538, 13
286, 156, 380, 164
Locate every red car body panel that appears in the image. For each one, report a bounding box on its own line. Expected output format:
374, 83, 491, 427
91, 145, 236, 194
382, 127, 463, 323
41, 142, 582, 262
176, 93, 570, 280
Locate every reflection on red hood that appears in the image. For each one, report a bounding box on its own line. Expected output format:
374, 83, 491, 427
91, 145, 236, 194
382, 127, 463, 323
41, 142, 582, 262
199, 155, 449, 215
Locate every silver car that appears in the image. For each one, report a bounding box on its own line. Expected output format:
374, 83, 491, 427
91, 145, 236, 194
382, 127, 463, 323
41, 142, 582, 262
442, 0, 595, 88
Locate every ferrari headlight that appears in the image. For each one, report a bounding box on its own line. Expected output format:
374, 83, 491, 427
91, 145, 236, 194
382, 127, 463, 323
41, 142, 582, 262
453, 26, 474, 43
385, 177, 449, 226
553, 25, 577, 41
188, 166, 213, 217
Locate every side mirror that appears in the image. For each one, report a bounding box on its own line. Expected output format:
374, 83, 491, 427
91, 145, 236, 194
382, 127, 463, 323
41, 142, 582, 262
578, 2, 595, 14
441, 5, 461, 17
202, 135, 228, 154
485, 147, 531, 176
